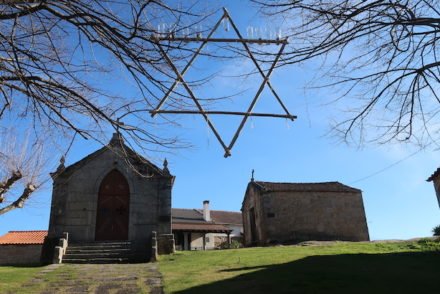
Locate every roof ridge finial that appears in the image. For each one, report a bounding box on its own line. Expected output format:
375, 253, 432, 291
109, 118, 125, 146
50, 156, 66, 179
251, 169, 255, 182
163, 158, 170, 175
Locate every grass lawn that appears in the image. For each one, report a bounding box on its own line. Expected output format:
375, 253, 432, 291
0, 266, 42, 293
159, 239, 440, 294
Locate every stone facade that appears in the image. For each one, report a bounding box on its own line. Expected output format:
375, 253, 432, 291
242, 181, 369, 246
44, 134, 174, 261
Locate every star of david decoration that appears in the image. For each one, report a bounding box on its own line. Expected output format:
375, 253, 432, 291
150, 8, 296, 157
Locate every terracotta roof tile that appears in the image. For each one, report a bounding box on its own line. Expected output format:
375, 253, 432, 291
0, 230, 47, 245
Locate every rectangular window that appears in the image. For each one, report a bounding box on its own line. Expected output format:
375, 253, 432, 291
267, 212, 275, 218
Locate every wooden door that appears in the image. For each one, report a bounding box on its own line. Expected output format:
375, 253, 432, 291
95, 170, 130, 241
249, 208, 257, 244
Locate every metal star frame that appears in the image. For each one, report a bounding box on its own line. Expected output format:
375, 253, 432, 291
150, 8, 296, 157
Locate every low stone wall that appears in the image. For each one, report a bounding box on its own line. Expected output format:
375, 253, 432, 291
0, 245, 42, 265
151, 231, 175, 261
157, 234, 175, 255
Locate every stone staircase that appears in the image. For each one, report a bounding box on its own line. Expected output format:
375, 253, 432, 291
62, 241, 134, 264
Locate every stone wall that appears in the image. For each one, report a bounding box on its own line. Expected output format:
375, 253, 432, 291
157, 234, 175, 255
242, 183, 370, 246
431, 176, 440, 208
242, 184, 267, 246
260, 191, 369, 243
0, 245, 42, 265
189, 233, 216, 250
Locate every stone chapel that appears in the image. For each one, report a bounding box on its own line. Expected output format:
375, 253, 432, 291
42, 133, 175, 262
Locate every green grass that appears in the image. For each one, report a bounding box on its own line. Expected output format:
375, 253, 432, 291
159, 239, 440, 294
0, 266, 41, 293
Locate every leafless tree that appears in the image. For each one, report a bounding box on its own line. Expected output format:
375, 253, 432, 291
254, 0, 440, 145
0, 0, 223, 214
0, 128, 48, 215
0, 0, 219, 150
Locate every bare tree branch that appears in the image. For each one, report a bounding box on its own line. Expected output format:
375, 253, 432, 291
254, 0, 440, 145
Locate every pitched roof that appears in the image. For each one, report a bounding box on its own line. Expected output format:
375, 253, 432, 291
172, 208, 205, 223
0, 230, 47, 245
172, 223, 232, 233
201, 210, 242, 225
427, 168, 440, 182
253, 181, 361, 193
59, 135, 167, 179
172, 208, 242, 225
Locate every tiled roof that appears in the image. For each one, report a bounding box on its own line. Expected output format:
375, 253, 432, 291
173, 208, 242, 225
427, 167, 440, 182
172, 223, 232, 233
0, 230, 47, 245
200, 210, 242, 225
172, 208, 205, 223
253, 181, 361, 193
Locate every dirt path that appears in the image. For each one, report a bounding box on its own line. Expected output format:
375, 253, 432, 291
17, 263, 163, 294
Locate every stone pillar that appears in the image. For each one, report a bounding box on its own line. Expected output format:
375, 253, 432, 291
227, 232, 231, 248
183, 232, 189, 250
58, 238, 68, 255
158, 177, 174, 235
52, 246, 64, 264
202, 233, 206, 251
151, 231, 158, 262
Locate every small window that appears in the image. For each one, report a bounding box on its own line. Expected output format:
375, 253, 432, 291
205, 236, 210, 243
267, 213, 275, 218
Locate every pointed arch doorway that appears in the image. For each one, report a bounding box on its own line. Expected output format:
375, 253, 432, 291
95, 170, 130, 241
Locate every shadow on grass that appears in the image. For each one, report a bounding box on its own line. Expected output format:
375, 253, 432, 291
176, 251, 440, 294
1, 264, 45, 268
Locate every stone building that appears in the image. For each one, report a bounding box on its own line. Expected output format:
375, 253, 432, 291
42, 133, 174, 262
241, 180, 369, 246
426, 168, 440, 208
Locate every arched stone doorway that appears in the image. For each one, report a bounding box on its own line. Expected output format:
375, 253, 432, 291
95, 170, 130, 241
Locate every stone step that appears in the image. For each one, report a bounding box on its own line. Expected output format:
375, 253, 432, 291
62, 257, 132, 264
66, 248, 132, 254
67, 245, 131, 251
68, 241, 131, 247
64, 252, 135, 259
67, 244, 132, 251
62, 241, 135, 264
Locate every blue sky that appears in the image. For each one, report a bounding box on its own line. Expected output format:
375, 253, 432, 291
0, 1, 439, 240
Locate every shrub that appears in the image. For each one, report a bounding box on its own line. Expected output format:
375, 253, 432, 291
218, 240, 242, 249
433, 225, 440, 236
